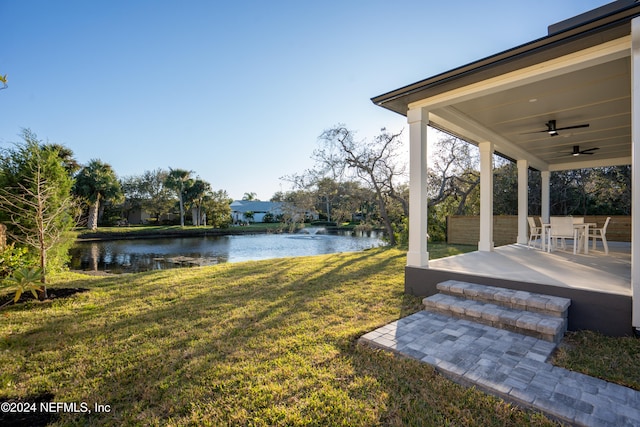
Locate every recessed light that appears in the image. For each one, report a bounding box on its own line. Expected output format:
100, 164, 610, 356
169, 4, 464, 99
529, 98, 538, 103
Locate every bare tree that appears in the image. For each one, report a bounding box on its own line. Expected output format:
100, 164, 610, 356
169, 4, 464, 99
428, 134, 480, 215
0, 137, 77, 296
315, 125, 406, 245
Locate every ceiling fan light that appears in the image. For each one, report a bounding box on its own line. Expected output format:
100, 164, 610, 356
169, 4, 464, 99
548, 130, 558, 136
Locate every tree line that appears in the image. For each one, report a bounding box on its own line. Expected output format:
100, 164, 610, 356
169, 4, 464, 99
0, 126, 631, 299
0, 129, 233, 296
282, 125, 631, 244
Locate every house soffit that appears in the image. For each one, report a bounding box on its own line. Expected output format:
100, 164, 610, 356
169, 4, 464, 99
428, 43, 632, 171
373, 8, 640, 171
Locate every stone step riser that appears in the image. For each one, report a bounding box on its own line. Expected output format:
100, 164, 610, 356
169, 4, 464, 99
423, 293, 567, 343
436, 280, 570, 318
424, 281, 571, 343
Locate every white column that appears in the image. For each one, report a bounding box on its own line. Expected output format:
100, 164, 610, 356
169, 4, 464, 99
541, 170, 550, 224
517, 159, 529, 245
631, 17, 640, 329
407, 107, 429, 267
478, 141, 494, 251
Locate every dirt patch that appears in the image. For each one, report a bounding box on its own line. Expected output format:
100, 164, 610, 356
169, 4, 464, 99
0, 288, 89, 308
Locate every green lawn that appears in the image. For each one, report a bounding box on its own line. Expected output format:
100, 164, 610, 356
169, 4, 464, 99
0, 247, 560, 426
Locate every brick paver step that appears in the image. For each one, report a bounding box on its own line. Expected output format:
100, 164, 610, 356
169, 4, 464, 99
436, 280, 571, 318
359, 311, 640, 427
423, 293, 566, 343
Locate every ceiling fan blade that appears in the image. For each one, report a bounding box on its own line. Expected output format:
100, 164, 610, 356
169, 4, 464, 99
522, 121, 589, 135
580, 147, 599, 154
564, 146, 599, 156
556, 124, 590, 131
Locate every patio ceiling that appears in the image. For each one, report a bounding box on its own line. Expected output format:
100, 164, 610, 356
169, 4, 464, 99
372, 2, 640, 172
447, 55, 630, 171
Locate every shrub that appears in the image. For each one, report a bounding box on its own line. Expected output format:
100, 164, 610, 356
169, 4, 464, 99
263, 212, 275, 223
0, 243, 34, 280
2, 266, 43, 303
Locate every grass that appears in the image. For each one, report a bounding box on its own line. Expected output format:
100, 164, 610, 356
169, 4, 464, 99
0, 247, 559, 426
551, 330, 640, 391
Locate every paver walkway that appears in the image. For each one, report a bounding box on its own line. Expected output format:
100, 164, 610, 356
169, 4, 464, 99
359, 310, 640, 427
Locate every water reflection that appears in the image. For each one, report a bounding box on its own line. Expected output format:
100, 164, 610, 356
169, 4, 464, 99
69, 229, 385, 274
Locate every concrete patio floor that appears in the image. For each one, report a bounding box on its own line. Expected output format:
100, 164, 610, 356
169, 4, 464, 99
429, 241, 631, 296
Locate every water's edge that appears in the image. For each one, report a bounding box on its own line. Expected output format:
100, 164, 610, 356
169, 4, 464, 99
75, 226, 371, 242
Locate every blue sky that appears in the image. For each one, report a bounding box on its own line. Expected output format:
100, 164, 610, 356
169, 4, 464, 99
0, 0, 606, 200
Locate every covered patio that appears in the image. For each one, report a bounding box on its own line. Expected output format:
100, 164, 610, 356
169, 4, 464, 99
372, 1, 640, 335
430, 243, 630, 296
420, 242, 631, 335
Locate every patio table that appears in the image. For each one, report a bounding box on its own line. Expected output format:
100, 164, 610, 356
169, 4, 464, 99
542, 221, 596, 254
579, 223, 597, 253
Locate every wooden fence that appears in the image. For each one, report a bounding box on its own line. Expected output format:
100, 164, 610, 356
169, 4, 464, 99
447, 215, 630, 246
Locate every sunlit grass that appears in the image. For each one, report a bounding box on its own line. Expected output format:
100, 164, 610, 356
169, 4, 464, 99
428, 242, 476, 259
0, 248, 558, 426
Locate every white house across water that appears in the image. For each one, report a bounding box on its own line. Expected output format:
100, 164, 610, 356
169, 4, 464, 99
373, 0, 640, 336
230, 200, 283, 224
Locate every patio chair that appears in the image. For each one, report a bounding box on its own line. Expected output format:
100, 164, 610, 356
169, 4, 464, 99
589, 217, 611, 254
527, 216, 542, 249
548, 216, 576, 253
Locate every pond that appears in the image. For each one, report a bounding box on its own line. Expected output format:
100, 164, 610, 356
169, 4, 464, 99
68, 228, 386, 274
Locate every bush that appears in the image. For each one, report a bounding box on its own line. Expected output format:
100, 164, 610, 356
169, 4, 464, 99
0, 244, 34, 281
43, 231, 75, 274
2, 266, 43, 303
263, 212, 275, 223
395, 218, 409, 248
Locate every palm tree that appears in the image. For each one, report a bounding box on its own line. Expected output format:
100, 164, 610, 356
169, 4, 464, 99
74, 160, 122, 230
164, 168, 192, 226
41, 143, 80, 176
184, 178, 211, 226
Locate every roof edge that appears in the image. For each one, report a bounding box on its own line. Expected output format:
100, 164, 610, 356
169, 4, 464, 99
548, 0, 638, 35
372, 2, 640, 114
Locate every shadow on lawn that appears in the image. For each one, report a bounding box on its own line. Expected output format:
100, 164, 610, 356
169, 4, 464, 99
2, 248, 467, 425
0, 287, 89, 308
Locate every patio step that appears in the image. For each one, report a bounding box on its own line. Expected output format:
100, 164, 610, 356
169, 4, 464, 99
436, 280, 571, 318
422, 280, 571, 343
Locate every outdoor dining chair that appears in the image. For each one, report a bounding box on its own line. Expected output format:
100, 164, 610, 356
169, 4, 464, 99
589, 217, 611, 254
527, 216, 542, 249
548, 216, 576, 253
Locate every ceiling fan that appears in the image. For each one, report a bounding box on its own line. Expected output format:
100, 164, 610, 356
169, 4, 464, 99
540, 119, 589, 136
562, 145, 600, 156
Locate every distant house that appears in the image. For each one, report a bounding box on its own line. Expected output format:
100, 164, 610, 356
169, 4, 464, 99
125, 207, 178, 225
230, 200, 283, 224
125, 208, 151, 225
